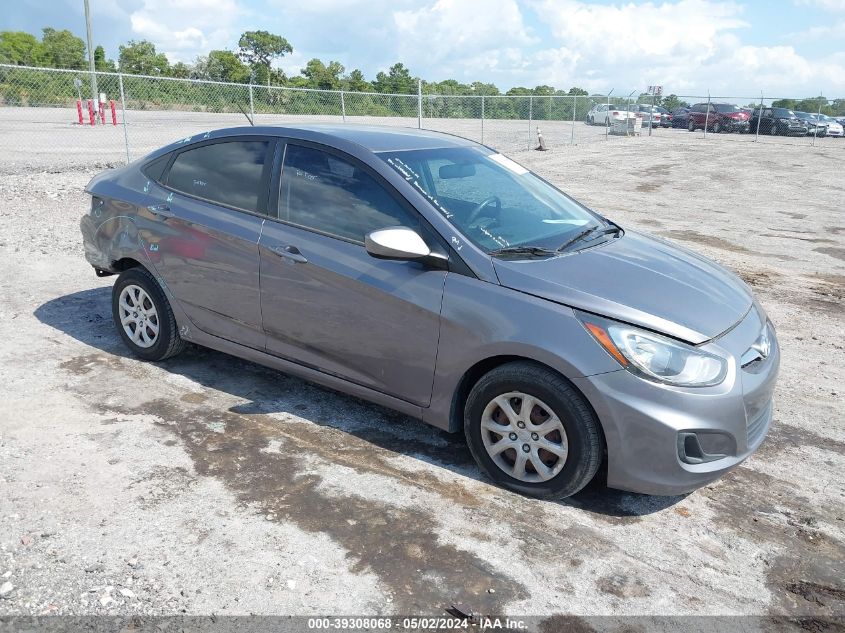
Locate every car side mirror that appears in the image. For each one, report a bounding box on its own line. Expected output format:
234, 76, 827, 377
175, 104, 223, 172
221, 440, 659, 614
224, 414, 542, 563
365, 226, 433, 261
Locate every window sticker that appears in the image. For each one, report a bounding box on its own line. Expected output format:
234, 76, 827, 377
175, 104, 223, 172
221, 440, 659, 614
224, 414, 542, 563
487, 153, 528, 175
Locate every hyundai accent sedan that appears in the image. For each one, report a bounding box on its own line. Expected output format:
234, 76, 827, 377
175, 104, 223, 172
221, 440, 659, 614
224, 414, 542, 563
80, 125, 779, 499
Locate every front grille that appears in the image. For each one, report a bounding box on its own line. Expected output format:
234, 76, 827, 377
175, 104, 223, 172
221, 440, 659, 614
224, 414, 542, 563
747, 401, 772, 448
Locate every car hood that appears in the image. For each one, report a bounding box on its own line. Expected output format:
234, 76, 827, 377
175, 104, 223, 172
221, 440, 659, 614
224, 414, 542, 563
492, 230, 753, 344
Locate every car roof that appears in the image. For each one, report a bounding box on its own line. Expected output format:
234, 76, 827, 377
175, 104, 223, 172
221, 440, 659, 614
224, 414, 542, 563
205, 124, 479, 152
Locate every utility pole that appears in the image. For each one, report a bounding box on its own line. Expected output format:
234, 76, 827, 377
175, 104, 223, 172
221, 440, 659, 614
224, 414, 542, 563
83, 0, 98, 116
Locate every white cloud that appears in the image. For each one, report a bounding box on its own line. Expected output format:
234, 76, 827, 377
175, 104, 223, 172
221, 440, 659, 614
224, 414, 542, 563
795, 0, 845, 10
127, 0, 245, 62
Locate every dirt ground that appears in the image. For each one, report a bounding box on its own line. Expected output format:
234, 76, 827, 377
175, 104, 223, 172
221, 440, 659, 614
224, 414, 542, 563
0, 117, 843, 630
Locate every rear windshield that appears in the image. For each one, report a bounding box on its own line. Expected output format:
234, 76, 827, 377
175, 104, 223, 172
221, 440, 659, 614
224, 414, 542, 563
773, 108, 795, 117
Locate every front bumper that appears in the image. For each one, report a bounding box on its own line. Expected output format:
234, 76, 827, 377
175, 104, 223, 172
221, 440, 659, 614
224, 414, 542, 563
724, 120, 750, 132
573, 307, 780, 496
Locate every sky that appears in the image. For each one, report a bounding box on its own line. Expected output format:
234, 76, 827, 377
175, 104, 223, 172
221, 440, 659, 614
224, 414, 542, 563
6, 0, 845, 97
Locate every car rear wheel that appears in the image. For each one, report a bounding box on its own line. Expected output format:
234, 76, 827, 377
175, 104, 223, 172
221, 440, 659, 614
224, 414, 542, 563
688, 120, 695, 132
770, 121, 778, 136
464, 362, 603, 499
112, 266, 185, 362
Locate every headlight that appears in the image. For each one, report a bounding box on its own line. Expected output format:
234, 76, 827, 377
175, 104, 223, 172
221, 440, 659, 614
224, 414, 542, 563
577, 312, 728, 387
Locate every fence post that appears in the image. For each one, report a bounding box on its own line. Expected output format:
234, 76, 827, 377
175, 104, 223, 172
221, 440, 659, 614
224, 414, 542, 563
571, 94, 577, 145
481, 95, 485, 144
812, 94, 823, 147
703, 91, 710, 139
340, 90, 346, 123
755, 92, 763, 141
118, 72, 130, 164
528, 96, 533, 150
248, 83, 255, 124
606, 89, 613, 140
417, 79, 422, 129
649, 90, 655, 136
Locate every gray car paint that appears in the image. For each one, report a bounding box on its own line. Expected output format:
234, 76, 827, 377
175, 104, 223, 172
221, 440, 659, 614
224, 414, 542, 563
81, 124, 779, 496
492, 229, 753, 344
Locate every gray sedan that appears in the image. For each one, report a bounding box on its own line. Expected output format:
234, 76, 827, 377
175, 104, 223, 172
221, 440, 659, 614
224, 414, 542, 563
80, 125, 779, 499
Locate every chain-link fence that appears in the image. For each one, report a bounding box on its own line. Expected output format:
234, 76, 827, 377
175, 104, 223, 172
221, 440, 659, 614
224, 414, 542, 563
1, 64, 843, 169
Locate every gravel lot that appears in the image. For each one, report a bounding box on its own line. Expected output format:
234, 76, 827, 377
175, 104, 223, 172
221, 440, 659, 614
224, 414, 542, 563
0, 113, 843, 629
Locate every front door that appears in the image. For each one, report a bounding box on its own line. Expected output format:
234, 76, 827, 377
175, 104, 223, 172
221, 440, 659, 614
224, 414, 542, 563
258, 142, 446, 407
147, 138, 274, 349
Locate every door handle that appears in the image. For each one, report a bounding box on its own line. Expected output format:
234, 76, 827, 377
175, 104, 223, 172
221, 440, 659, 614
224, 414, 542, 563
268, 244, 308, 263
147, 203, 175, 219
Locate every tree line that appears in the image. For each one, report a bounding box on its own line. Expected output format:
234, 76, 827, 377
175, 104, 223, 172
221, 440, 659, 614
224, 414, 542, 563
0, 26, 642, 100
2, 27, 842, 117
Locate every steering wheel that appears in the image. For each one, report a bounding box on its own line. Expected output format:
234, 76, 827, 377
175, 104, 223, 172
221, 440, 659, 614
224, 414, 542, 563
467, 196, 502, 224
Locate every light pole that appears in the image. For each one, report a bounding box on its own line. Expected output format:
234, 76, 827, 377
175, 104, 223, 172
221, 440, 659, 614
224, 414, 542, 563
83, 0, 98, 115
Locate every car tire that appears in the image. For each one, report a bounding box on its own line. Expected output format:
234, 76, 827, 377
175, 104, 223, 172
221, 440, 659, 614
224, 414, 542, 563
112, 266, 186, 362
464, 362, 603, 499
713, 120, 722, 133
688, 120, 695, 132
770, 121, 778, 136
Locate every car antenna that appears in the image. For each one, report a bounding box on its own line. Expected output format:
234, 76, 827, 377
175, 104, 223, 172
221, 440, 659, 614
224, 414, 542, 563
235, 100, 254, 126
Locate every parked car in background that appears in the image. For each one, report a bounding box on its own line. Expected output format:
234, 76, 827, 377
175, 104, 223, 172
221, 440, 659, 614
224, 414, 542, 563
80, 124, 779, 499
585, 104, 636, 126
817, 114, 843, 137
794, 111, 827, 137
749, 107, 808, 136
670, 107, 691, 128
655, 106, 672, 127
630, 104, 662, 129
687, 103, 750, 133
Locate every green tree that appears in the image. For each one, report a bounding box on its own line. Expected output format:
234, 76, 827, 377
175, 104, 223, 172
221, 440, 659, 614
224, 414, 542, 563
238, 30, 291, 86
169, 61, 191, 78
567, 87, 589, 96
342, 68, 373, 92
41, 27, 86, 69
93, 45, 116, 72
0, 31, 45, 66
469, 81, 499, 96
195, 50, 250, 83
661, 94, 688, 110
119, 40, 169, 75
373, 63, 417, 94
301, 58, 344, 90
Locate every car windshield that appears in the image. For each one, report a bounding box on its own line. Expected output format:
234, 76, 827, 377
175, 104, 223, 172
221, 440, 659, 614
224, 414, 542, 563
378, 147, 603, 253
794, 112, 810, 119
773, 108, 796, 117
715, 105, 740, 113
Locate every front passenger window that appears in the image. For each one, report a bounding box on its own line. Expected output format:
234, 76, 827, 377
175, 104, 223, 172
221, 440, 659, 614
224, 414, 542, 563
279, 144, 418, 243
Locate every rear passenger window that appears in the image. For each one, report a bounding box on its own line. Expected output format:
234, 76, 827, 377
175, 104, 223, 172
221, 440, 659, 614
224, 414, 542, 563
167, 140, 270, 213
279, 144, 418, 243
142, 154, 171, 182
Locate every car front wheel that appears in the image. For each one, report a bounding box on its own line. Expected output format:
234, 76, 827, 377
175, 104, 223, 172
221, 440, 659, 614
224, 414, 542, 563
464, 362, 603, 499
770, 121, 779, 135
688, 120, 695, 132
112, 266, 186, 361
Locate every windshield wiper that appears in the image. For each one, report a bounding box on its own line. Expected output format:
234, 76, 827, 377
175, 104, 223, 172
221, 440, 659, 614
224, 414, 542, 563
489, 245, 557, 258
557, 223, 622, 252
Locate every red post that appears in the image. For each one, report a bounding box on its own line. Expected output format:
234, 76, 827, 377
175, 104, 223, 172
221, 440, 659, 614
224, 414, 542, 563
87, 99, 95, 126
99, 100, 105, 125
110, 100, 117, 126
76, 100, 83, 125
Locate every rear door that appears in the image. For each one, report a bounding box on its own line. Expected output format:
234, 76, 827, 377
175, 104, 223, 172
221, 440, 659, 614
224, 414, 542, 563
258, 141, 447, 406
148, 137, 274, 349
